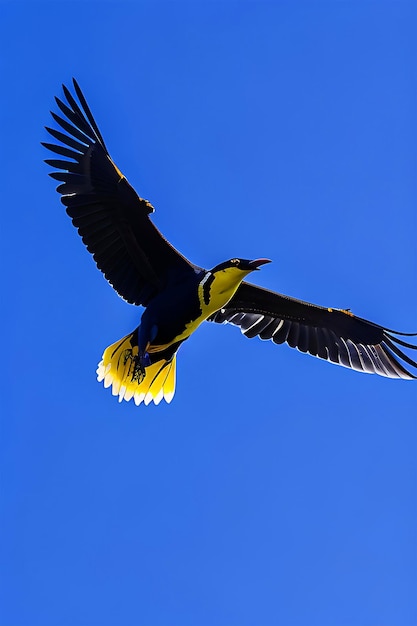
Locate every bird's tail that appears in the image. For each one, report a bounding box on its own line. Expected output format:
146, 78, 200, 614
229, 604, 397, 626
96, 331, 176, 406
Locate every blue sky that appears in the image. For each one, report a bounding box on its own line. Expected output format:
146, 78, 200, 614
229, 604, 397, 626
1, 2, 416, 625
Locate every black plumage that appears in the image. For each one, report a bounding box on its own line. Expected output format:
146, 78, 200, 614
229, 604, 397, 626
43, 80, 417, 405
210, 283, 417, 379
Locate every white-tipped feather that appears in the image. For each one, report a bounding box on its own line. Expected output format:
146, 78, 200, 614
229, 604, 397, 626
104, 373, 113, 388
111, 378, 121, 396
123, 387, 135, 402
97, 333, 178, 406
134, 392, 145, 406
153, 388, 164, 406
164, 389, 175, 404
118, 385, 126, 402
96, 360, 105, 381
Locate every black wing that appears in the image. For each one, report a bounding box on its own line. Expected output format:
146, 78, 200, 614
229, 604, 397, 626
43, 79, 198, 306
210, 282, 417, 379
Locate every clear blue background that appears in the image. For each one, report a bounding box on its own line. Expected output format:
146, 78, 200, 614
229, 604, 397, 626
1, 2, 416, 625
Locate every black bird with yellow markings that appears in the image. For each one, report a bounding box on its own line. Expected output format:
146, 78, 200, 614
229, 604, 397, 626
43, 80, 417, 406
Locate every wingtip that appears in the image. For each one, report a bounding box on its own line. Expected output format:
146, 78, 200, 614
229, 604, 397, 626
59, 78, 78, 92
72, 78, 83, 99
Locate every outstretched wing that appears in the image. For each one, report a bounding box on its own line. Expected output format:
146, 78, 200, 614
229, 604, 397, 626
210, 282, 417, 379
43, 79, 198, 306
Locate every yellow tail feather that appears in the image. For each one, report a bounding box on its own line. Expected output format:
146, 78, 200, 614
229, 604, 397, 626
96, 332, 176, 406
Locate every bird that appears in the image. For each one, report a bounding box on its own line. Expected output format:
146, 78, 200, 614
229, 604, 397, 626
43, 79, 417, 406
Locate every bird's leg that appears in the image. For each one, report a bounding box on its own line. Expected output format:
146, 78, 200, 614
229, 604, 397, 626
131, 357, 148, 383
117, 327, 145, 383
124, 323, 158, 383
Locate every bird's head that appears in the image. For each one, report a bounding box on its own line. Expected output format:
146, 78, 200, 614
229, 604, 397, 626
211, 257, 271, 276
204, 258, 271, 308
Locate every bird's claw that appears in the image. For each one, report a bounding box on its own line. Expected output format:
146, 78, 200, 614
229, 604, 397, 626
122, 350, 150, 383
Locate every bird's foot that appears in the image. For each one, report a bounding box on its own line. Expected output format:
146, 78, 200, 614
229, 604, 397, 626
122, 350, 151, 383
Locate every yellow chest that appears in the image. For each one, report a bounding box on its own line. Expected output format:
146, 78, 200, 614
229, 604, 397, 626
149, 267, 248, 352
178, 268, 247, 341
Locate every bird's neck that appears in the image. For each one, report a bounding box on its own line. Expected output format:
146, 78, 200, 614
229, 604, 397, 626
198, 268, 248, 318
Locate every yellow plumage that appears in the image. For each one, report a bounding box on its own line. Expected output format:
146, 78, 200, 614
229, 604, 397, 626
96, 265, 255, 406
44, 80, 417, 407
96, 332, 176, 406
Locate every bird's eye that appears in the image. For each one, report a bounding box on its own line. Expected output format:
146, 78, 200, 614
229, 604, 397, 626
230, 258, 239, 265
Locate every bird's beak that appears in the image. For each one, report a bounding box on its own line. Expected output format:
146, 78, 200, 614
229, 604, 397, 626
248, 258, 272, 270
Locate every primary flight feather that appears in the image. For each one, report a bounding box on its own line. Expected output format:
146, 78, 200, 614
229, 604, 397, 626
43, 80, 417, 405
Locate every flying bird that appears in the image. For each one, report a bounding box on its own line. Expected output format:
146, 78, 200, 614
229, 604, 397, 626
43, 80, 417, 406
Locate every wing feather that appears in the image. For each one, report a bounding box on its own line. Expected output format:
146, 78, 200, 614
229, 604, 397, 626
43, 79, 198, 305
210, 282, 417, 379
